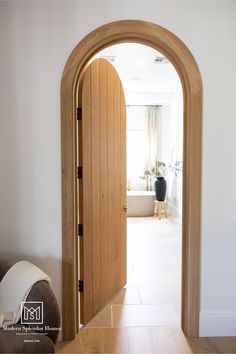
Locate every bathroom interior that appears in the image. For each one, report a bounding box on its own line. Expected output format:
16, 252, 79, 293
87, 43, 183, 328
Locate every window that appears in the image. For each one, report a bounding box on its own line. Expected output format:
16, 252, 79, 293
127, 106, 146, 190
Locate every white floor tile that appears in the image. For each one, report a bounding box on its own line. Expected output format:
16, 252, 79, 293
112, 304, 180, 327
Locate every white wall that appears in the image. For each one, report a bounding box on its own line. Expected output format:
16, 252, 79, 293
0, 1, 236, 336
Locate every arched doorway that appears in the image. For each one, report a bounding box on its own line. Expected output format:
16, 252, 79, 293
61, 20, 202, 340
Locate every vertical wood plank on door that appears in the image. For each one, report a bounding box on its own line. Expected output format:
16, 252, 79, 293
81, 66, 93, 324
77, 82, 84, 328
107, 64, 115, 298
120, 89, 127, 287
91, 60, 101, 315
81, 58, 126, 324
113, 74, 121, 292
78, 87, 83, 328
99, 60, 109, 305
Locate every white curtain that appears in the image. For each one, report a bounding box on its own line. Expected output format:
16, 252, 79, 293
168, 148, 178, 200
145, 106, 162, 173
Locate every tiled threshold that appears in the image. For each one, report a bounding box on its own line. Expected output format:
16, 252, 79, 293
86, 287, 180, 329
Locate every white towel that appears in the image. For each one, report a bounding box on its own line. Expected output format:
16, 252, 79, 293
0, 260, 51, 328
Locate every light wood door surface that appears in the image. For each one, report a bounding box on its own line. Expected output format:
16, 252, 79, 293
79, 58, 127, 325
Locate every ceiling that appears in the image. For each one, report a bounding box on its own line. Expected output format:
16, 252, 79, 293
92, 43, 182, 94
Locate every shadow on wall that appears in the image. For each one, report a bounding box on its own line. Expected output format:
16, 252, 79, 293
0, 3, 62, 321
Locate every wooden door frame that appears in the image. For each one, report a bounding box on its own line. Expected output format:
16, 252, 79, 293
61, 20, 202, 340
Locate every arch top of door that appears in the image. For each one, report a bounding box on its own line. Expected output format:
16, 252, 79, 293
61, 19, 202, 340
61, 20, 202, 95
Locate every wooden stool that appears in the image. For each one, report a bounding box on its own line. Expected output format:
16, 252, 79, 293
154, 200, 168, 220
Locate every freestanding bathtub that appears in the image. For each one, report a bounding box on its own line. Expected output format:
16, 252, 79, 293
127, 191, 156, 217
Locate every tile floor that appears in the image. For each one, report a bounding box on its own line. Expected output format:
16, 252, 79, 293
86, 217, 181, 329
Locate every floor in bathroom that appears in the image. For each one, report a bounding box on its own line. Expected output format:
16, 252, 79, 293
85, 217, 181, 329
57, 218, 236, 353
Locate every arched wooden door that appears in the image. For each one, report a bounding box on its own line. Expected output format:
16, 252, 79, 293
61, 20, 202, 340
79, 58, 127, 324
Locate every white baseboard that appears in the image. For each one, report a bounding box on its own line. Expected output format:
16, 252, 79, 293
200, 311, 236, 336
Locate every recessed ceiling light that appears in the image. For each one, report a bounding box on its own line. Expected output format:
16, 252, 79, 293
130, 76, 142, 81
100, 55, 116, 63
154, 56, 169, 64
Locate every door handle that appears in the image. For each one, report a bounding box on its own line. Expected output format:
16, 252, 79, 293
122, 203, 128, 214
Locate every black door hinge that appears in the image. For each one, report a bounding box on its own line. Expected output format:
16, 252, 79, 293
77, 107, 82, 121
78, 224, 83, 236
78, 280, 84, 292
77, 166, 83, 179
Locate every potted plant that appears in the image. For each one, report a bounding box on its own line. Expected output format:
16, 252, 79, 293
152, 161, 167, 201
140, 168, 152, 191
